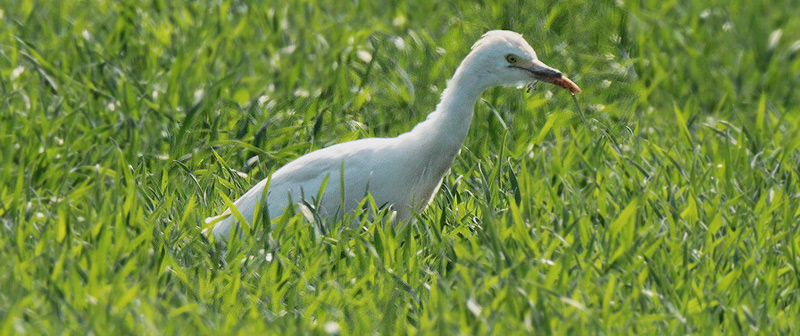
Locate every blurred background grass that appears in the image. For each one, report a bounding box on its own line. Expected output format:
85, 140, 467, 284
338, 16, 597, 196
2, 0, 800, 334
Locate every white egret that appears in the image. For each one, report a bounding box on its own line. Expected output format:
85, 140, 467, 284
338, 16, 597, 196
207, 30, 581, 240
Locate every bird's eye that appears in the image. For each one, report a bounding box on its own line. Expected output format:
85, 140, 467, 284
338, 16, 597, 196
505, 54, 518, 64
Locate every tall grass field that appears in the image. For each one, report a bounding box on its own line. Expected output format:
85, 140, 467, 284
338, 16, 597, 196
2, 0, 800, 334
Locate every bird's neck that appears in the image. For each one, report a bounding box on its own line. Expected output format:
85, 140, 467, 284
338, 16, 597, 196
405, 65, 489, 149
395, 60, 490, 209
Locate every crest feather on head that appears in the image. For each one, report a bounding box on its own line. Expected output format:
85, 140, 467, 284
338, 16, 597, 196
470, 30, 537, 59
471, 30, 524, 50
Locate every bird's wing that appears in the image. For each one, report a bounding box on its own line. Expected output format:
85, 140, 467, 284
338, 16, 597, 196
207, 137, 398, 226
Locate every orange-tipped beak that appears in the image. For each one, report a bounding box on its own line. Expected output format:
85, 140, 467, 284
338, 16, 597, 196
551, 76, 581, 93
514, 59, 582, 94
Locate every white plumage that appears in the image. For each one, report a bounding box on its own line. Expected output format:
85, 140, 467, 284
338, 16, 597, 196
207, 30, 581, 240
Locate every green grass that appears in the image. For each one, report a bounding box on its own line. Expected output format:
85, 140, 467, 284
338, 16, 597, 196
2, 0, 800, 334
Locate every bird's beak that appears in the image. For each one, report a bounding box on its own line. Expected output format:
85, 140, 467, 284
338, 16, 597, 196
519, 60, 582, 93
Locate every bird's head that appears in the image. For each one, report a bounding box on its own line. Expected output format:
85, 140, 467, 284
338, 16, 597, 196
463, 30, 581, 93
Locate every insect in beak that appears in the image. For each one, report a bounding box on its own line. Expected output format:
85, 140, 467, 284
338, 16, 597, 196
526, 81, 539, 94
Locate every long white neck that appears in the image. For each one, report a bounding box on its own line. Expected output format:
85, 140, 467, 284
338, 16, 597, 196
401, 59, 490, 150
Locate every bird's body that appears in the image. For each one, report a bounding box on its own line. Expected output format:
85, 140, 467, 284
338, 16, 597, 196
207, 30, 581, 240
